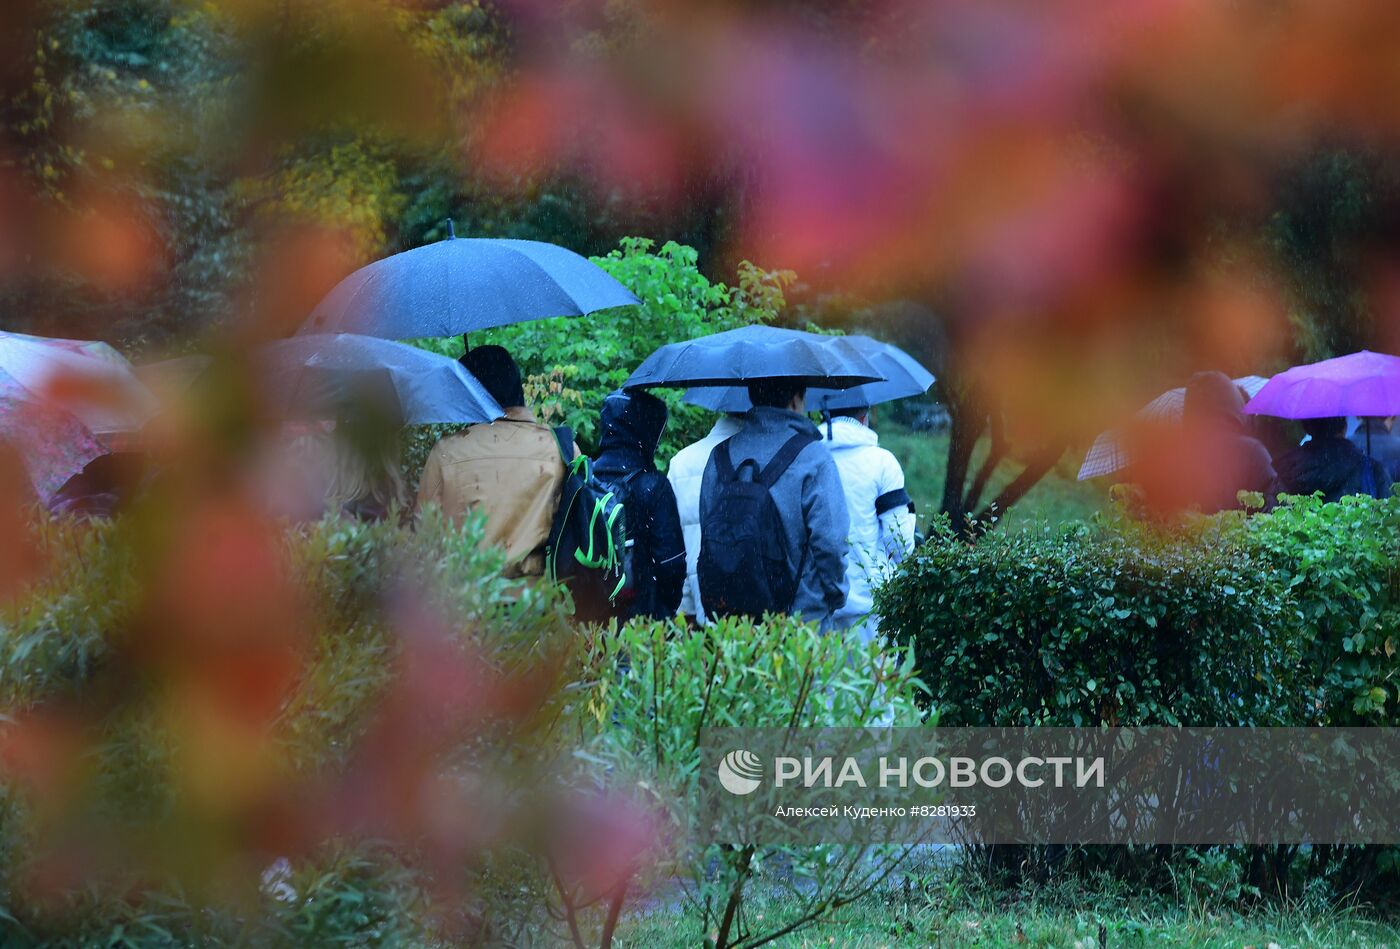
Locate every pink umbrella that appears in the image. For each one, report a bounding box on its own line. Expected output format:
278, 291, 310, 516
0, 331, 156, 435
1244, 351, 1400, 419
0, 387, 105, 503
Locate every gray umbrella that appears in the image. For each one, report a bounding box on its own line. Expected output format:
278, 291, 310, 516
298, 234, 639, 339
261, 334, 503, 425
623, 325, 884, 390
683, 335, 934, 412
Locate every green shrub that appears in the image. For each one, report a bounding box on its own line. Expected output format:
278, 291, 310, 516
565, 615, 926, 949
0, 517, 141, 708
876, 495, 1400, 899
0, 841, 430, 949
1241, 493, 1400, 906
0, 510, 572, 946
1245, 492, 1400, 725
876, 520, 1304, 727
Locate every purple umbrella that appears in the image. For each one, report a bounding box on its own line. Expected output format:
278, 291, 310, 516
1244, 351, 1400, 420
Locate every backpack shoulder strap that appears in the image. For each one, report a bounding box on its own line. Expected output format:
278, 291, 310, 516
759, 432, 820, 488
712, 438, 737, 482
552, 426, 575, 462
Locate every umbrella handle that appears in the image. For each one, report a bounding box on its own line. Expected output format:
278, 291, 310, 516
446, 219, 462, 352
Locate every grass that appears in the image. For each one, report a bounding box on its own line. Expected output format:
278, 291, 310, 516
616, 881, 1400, 948
875, 423, 1107, 533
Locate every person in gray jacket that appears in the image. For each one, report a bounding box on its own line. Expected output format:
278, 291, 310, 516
698, 379, 850, 626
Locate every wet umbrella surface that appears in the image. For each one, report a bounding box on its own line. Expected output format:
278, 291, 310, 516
299, 236, 640, 339
623, 325, 885, 391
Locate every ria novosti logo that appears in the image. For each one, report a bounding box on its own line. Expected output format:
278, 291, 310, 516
717, 749, 764, 795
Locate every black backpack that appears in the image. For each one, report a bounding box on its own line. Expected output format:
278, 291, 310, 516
697, 432, 818, 619
596, 469, 647, 618
544, 428, 629, 623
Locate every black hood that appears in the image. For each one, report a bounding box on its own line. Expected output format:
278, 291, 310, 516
595, 389, 668, 478
1276, 436, 1372, 499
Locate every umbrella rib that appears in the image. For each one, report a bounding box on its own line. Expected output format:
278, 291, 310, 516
497, 243, 590, 320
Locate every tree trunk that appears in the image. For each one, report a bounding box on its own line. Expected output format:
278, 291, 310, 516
937, 383, 1063, 537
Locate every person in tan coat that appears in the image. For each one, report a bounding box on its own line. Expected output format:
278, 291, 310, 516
416, 345, 566, 578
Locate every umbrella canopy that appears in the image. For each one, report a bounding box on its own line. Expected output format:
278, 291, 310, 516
0, 331, 156, 434
623, 325, 885, 391
1244, 350, 1400, 419
0, 384, 105, 503
299, 237, 639, 339
3, 330, 127, 366
683, 335, 933, 412
260, 334, 504, 425
1078, 375, 1270, 481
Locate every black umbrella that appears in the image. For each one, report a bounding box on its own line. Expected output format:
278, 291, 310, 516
261, 334, 503, 425
623, 326, 884, 390
683, 335, 934, 412
299, 231, 640, 339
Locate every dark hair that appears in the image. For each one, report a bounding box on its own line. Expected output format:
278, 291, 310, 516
747, 379, 805, 409
1302, 416, 1346, 439
460, 345, 526, 409
830, 406, 869, 420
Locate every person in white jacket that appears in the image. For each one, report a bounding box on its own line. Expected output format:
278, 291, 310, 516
822, 407, 917, 642
666, 413, 744, 623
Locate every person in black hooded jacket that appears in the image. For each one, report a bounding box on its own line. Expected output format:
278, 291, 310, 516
594, 389, 686, 620
1275, 416, 1392, 502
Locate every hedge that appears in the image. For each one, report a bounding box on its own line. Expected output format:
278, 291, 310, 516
876, 493, 1399, 729
875, 519, 1305, 727
875, 492, 1400, 898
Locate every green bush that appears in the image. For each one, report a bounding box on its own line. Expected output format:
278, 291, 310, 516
875, 495, 1400, 899
1245, 492, 1400, 725
566, 615, 927, 949
0, 842, 431, 949
1243, 493, 1400, 900
0, 510, 572, 946
876, 519, 1304, 727
0, 516, 141, 708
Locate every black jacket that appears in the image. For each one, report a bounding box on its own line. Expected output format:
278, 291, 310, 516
1275, 436, 1392, 503
594, 390, 686, 620
1350, 424, 1400, 483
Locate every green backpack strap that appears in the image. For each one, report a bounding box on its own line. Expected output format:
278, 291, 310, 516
574, 487, 618, 569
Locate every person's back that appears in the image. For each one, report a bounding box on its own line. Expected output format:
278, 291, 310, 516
594, 389, 685, 621
1350, 418, 1400, 483
698, 381, 849, 625
415, 346, 565, 577
822, 412, 915, 639
1278, 416, 1391, 502
666, 414, 744, 622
